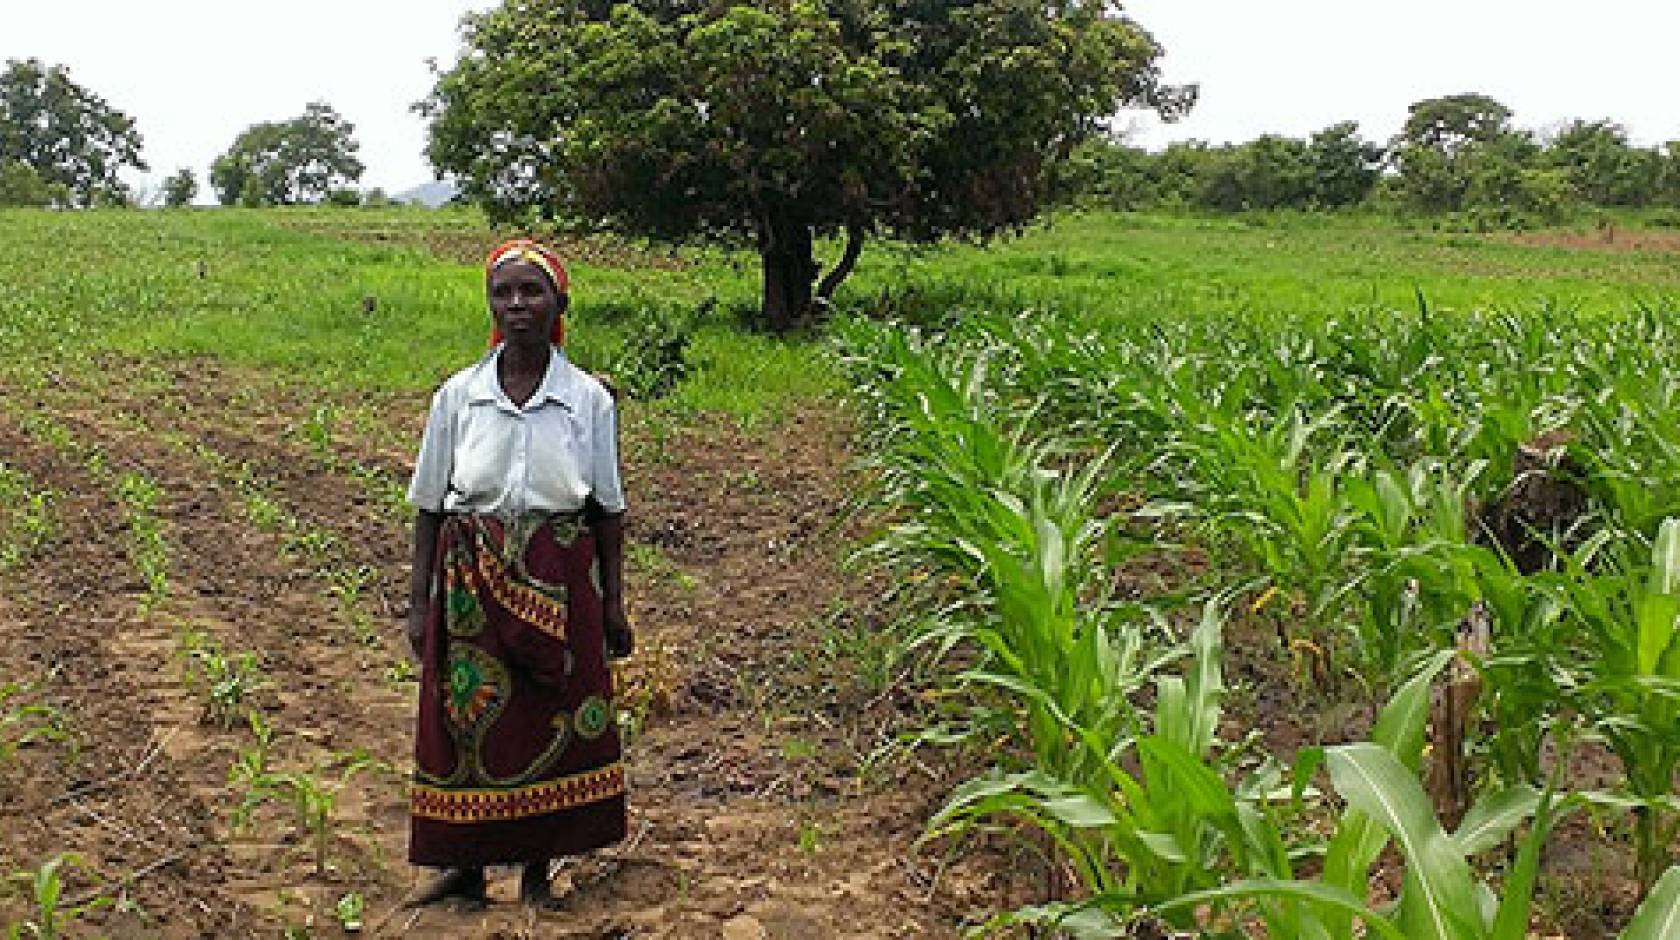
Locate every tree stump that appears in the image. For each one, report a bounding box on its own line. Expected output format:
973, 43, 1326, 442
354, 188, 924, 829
1428, 600, 1491, 830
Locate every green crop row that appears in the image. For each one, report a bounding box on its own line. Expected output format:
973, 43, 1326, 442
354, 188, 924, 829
836, 295, 1680, 935
0, 463, 54, 572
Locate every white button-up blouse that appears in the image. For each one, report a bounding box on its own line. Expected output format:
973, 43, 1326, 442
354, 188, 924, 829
406, 346, 626, 516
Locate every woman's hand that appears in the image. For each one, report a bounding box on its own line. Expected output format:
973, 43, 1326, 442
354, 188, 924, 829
604, 596, 633, 659
408, 511, 444, 663
593, 512, 630, 659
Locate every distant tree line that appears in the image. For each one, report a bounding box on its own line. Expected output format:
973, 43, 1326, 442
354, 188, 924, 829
1060, 93, 1680, 226
1, 57, 370, 209
6, 48, 1677, 235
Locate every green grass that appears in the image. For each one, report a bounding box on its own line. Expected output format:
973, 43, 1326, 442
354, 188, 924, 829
836, 211, 1680, 325
3, 206, 1679, 423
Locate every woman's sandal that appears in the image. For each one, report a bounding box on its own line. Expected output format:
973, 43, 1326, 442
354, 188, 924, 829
407, 867, 489, 912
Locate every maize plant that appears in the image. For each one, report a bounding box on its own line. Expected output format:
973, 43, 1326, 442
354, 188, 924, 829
4, 854, 112, 940
0, 680, 70, 770
1552, 518, 1680, 889
836, 295, 1680, 934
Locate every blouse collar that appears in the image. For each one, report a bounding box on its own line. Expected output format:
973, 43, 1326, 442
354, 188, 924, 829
465, 344, 576, 414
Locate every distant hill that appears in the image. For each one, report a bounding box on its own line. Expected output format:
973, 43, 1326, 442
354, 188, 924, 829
394, 180, 459, 208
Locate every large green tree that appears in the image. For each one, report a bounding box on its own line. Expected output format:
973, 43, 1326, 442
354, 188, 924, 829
1199, 134, 1312, 211
1541, 119, 1661, 207
1393, 93, 1532, 212
1399, 93, 1514, 155
0, 58, 146, 207
1305, 121, 1383, 209
210, 102, 365, 206
422, 0, 1193, 330
0, 161, 63, 207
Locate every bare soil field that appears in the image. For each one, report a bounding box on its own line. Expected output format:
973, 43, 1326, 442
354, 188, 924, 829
0, 356, 1030, 938
1504, 225, 1680, 255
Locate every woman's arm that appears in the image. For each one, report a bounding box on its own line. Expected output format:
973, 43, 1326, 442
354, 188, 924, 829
593, 512, 631, 658
407, 509, 445, 659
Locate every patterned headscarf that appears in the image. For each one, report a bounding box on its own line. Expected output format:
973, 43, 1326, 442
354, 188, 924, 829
485, 238, 569, 347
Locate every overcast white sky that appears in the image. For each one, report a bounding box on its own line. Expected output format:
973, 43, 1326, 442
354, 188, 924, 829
1123, 0, 1678, 149
1, 0, 495, 199
3, 1, 1675, 201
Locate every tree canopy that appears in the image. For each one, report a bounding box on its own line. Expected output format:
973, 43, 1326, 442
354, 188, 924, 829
1541, 119, 1663, 208
422, 0, 1194, 329
1391, 93, 1539, 214
1399, 93, 1514, 155
0, 58, 147, 207
163, 168, 198, 208
210, 103, 365, 206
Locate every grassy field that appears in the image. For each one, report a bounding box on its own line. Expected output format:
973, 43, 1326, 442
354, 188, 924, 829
6, 207, 1677, 402
848, 211, 1680, 324
2, 206, 1679, 936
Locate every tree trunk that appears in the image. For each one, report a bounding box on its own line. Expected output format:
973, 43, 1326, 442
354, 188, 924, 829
758, 211, 819, 333
814, 222, 865, 307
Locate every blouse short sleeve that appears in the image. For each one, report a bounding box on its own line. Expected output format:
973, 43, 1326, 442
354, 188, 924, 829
588, 386, 627, 514
407, 387, 455, 512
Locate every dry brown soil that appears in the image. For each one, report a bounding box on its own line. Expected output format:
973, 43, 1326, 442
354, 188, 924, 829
1504, 225, 1680, 255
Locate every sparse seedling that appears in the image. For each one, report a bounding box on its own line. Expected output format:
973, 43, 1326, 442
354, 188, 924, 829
211, 457, 299, 535
227, 710, 278, 832
227, 722, 386, 878
814, 611, 898, 698
242, 490, 288, 533
181, 638, 265, 730
780, 737, 817, 761
325, 565, 378, 647
0, 680, 70, 770
796, 819, 822, 853
0, 464, 55, 572
283, 528, 339, 570
114, 471, 168, 611
5, 854, 111, 940
300, 404, 337, 464
17, 415, 75, 458
733, 468, 765, 494
627, 542, 697, 593
252, 751, 385, 877
383, 658, 416, 687
334, 891, 364, 932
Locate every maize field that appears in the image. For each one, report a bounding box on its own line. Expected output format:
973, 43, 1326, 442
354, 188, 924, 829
839, 295, 1680, 937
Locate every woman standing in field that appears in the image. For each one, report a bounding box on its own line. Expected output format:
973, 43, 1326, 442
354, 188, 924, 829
402, 238, 632, 910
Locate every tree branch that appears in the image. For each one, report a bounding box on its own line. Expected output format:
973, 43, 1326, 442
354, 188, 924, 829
815, 222, 865, 305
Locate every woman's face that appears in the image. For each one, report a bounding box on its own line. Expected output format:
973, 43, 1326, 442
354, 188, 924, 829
488, 259, 563, 344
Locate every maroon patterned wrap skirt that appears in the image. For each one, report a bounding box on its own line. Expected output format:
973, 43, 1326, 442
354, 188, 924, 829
409, 512, 626, 867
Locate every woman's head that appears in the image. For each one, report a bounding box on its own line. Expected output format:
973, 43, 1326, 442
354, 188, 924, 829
485, 239, 569, 347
